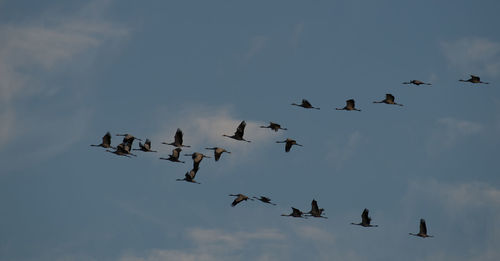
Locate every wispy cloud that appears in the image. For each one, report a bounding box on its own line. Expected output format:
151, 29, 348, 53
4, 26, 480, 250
244, 35, 268, 61
427, 117, 483, 156
441, 37, 500, 78
325, 131, 363, 170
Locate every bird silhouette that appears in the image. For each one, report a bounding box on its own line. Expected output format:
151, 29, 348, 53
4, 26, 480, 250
291, 99, 320, 110
116, 133, 142, 146
276, 138, 303, 152
459, 75, 489, 84
253, 196, 277, 206
133, 139, 157, 152
229, 194, 253, 207
336, 99, 361, 111
402, 80, 431, 86
260, 122, 287, 132
162, 128, 191, 148
351, 208, 378, 227
106, 143, 137, 157
176, 167, 200, 184
373, 94, 403, 106
184, 152, 211, 170
159, 148, 185, 163
223, 121, 251, 142
305, 199, 327, 218
409, 219, 433, 238
281, 207, 306, 218
205, 147, 231, 161
91, 132, 115, 149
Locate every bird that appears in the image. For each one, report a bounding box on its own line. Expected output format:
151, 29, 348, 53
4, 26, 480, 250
260, 122, 287, 132
176, 168, 200, 184
229, 194, 253, 207
281, 207, 306, 218
116, 133, 142, 147
90, 132, 115, 149
276, 138, 303, 152
402, 80, 431, 86
351, 208, 378, 227
205, 147, 231, 161
159, 148, 185, 163
162, 128, 191, 148
409, 219, 433, 238
106, 143, 137, 157
291, 99, 320, 110
223, 121, 251, 142
133, 139, 157, 152
253, 196, 277, 206
459, 75, 489, 84
336, 99, 361, 111
373, 94, 403, 106
305, 199, 327, 218
184, 152, 211, 169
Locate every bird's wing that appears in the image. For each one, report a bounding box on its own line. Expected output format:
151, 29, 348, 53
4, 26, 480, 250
311, 200, 319, 212
214, 152, 221, 161
144, 139, 151, 150
471, 75, 479, 80
302, 99, 312, 107
175, 128, 183, 145
292, 207, 302, 215
361, 209, 370, 224
285, 142, 292, 152
347, 99, 355, 108
235, 121, 246, 136
420, 219, 427, 234
103, 132, 112, 145
172, 148, 181, 158
386, 94, 395, 102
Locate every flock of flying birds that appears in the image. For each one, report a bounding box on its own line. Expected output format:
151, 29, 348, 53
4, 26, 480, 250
91, 74, 490, 239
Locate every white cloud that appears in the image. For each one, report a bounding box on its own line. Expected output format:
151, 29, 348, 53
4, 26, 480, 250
441, 37, 500, 78
244, 35, 268, 61
427, 117, 482, 156
293, 224, 335, 243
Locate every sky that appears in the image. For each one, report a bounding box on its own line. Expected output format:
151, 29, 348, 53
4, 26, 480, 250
1, 0, 500, 260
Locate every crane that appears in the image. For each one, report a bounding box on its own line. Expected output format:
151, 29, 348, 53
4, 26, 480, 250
229, 194, 253, 207
373, 94, 403, 106
205, 147, 231, 161
459, 75, 489, 84
291, 99, 320, 110
305, 199, 327, 218
409, 219, 433, 238
176, 168, 201, 184
336, 99, 361, 111
90, 132, 115, 149
281, 207, 306, 218
162, 128, 191, 148
184, 152, 211, 170
402, 80, 431, 86
253, 196, 277, 206
133, 139, 157, 152
351, 208, 378, 227
159, 148, 185, 163
276, 138, 303, 152
260, 122, 287, 132
223, 121, 251, 142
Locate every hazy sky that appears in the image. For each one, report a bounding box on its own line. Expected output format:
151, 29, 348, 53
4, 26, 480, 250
1, 0, 500, 260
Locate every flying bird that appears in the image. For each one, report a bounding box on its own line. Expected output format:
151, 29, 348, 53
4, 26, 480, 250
133, 139, 157, 152
402, 80, 431, 86
459, 75, 489, 84
409, 219, 433, 238
336, 99, 361, 111
373, 94, 403, 106
351, 208, 378, 227
90, 132, 115, 149
106, 143, 136, 157
229, 194, 253, 207
260, 122, 287, 132
162, 128, 191, 148
305, 199, 327, 218
223, 121, 251, 142
159, 148, 185, 163
291, 99, 320, 110
184, 152, 211, 169
205, 147, 231, 161
253, 196, 277, 206
281, 207, 306, 218
276, 138, 303, 152
176, 168, 200, 184
116, 133, 142, 146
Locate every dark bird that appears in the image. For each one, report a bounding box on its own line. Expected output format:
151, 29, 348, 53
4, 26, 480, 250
305, 199, 327, 218
223, 121, 251, 142
291, 99, 320, 110
184, 152, 211, 169
205, 147, 230, 161
229, 194, 253, 207
373, 94, 403, 106
459, 75, 489, 84
351, 208, 378, 227
106, 143, 136, 157
409, 219, 433, 238
402, 80, 431, 86
336, 99, 361, 111
276, 138, 303, 152
176, 168, 200, 184
90, 132, 115, 149
159, 148, 185, 163
281, 207, 306, 218
253, 196, 277, 206
116, 133, 142, 147
162, 128, 191, 148
133, 139, 157, 152
260, 122, 287, 132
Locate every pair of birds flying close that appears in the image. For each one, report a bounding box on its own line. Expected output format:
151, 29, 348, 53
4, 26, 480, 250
281, 199, 327, 218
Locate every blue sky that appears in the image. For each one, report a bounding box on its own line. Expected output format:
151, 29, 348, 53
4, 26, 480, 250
1, 0, 500, 260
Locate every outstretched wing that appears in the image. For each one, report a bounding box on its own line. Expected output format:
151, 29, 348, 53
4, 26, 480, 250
361, 208, 371, 224
386, 94, 395, 102
285, 141, 292, 152
144, 139, 151, 150
311, 200, 319, 213
420, 219, 427, 235
302, 99, 312, 107
471, 75, 480, 81
103, 132, 112, 146
172, 148, 182, 158
235, 121, 246, 137
292, 207, 303, 216
175, 128, 184, 145
347, 99, 355, 108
